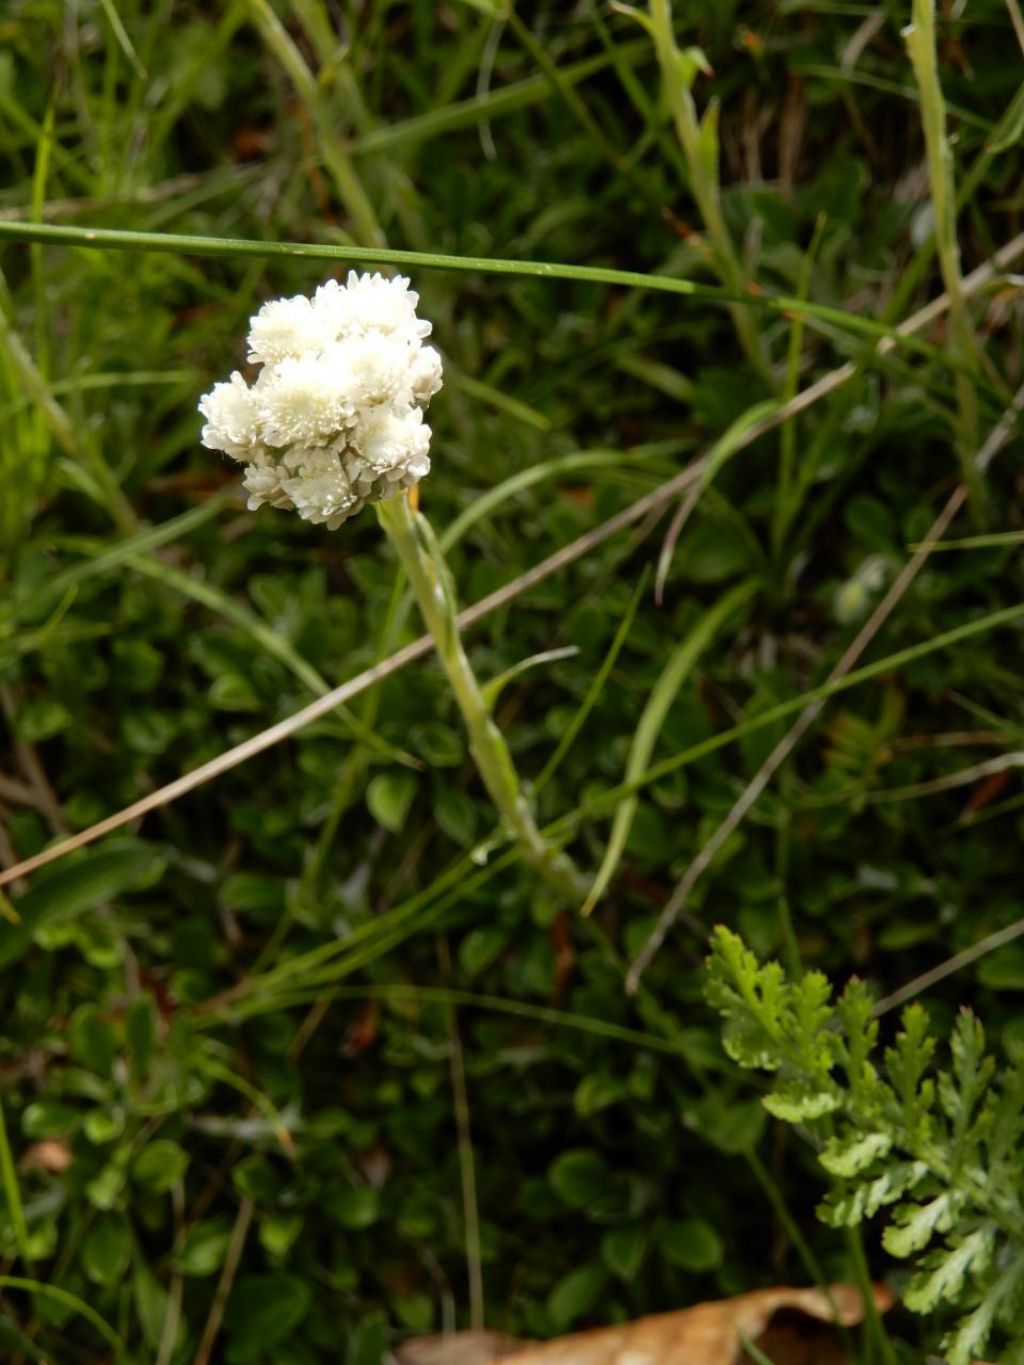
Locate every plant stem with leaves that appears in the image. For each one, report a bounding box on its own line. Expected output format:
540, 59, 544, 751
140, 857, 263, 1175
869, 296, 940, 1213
646, 0, 770, 380
376, 493, 585, 904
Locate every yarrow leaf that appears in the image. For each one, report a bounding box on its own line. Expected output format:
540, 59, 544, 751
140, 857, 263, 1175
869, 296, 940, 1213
705, 929, 1024, 1361
819, 1131, 893, 1179
902, 1225, 996, 1314
882, 1192, 960, 1259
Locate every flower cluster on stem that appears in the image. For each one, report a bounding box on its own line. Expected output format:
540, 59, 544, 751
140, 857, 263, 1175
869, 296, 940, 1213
198, 272, 443, 528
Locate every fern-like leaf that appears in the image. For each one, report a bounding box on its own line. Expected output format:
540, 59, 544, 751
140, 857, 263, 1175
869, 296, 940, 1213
704, 929, 1024, 1360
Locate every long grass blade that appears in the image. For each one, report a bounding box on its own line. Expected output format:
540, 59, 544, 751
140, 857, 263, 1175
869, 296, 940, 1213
0, 219, 980, 366
0, 1099, 31, 1269
581, 579, 758, 915
0, 1277, 124, 1352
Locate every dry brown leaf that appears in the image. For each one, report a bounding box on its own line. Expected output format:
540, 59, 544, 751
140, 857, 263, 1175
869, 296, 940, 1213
395, 1283, 895, 1365
396, 1331, 524, 1365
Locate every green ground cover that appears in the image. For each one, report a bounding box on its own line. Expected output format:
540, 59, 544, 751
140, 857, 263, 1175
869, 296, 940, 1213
1, 1, 1023, 1361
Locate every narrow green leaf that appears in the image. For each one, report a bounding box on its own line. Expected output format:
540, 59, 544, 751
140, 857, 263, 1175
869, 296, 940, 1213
0, 1098, 31, 1269
2, 842, 166, 971
582, 580, 757, 914
481, 646, 578, 711
0, 1276, 124, 1352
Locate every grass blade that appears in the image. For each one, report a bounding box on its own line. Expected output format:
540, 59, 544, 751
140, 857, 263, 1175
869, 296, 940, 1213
0, 1277, 124, 1353
581, 579, 758, 915
0, 1098, 31, 1269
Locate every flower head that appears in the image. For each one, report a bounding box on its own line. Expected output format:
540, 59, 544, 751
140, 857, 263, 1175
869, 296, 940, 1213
199, 272, 442, 527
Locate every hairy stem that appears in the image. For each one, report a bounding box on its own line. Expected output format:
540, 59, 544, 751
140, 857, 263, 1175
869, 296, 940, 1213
376, 493, 585, 903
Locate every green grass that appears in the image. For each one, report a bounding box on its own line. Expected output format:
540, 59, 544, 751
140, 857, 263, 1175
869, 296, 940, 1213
1, 1, 1023, 1362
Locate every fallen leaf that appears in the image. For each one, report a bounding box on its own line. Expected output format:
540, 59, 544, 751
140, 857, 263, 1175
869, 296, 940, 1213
396, 1331, 524, 1365
394, 1283, 894, 1365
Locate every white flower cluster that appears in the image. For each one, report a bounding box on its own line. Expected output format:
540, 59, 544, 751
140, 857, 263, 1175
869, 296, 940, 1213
198, 272, 442, 529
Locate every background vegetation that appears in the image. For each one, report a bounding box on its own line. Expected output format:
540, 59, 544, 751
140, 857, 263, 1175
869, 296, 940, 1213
1, 1, 1023, 1361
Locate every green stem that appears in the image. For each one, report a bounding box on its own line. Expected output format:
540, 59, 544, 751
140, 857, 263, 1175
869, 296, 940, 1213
647, 0, 770, 381
845, 1226, 898, 1365
905, 0, 984, 517
376, 494, 585, 904
0, 1097, 32, 1270
0, 219, 982, 375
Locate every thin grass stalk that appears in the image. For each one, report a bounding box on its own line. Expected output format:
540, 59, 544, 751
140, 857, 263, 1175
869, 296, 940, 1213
0, 218, 985, 371
192, 1198, 254, 1365
376, 493, 585, 903
647, 0, 769, 379
0, 1097, 31, 1270
437, 939, 485, 1331
905, 0, 984, 514
845, 1226, 898, 1365
0, 1277, 124, 1353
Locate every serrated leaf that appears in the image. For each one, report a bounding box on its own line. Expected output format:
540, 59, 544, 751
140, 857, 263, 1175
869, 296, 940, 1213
836, 979, 884, 1109
883, 1192, 958, 1258
944, 1257, 1024, 1365
820, 1131, 892, 1178
789, 972, 838, 1069
903, 1226, 995, 1313
886, 1004, 938, 1143
720, 1012, 786, 1071
945, 1297, 997, 1365
818, 1160, 928, 1228
705, 927, 789, 1069
764, 1078, 842, 1122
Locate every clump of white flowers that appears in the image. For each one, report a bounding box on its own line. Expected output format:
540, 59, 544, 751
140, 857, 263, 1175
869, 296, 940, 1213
198, 272, 443, 528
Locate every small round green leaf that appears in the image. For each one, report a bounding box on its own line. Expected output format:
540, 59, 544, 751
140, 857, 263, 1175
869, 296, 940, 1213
659, 1218, 724, 1272
367, 771, 417, 834
133, 1139, 189, 1193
